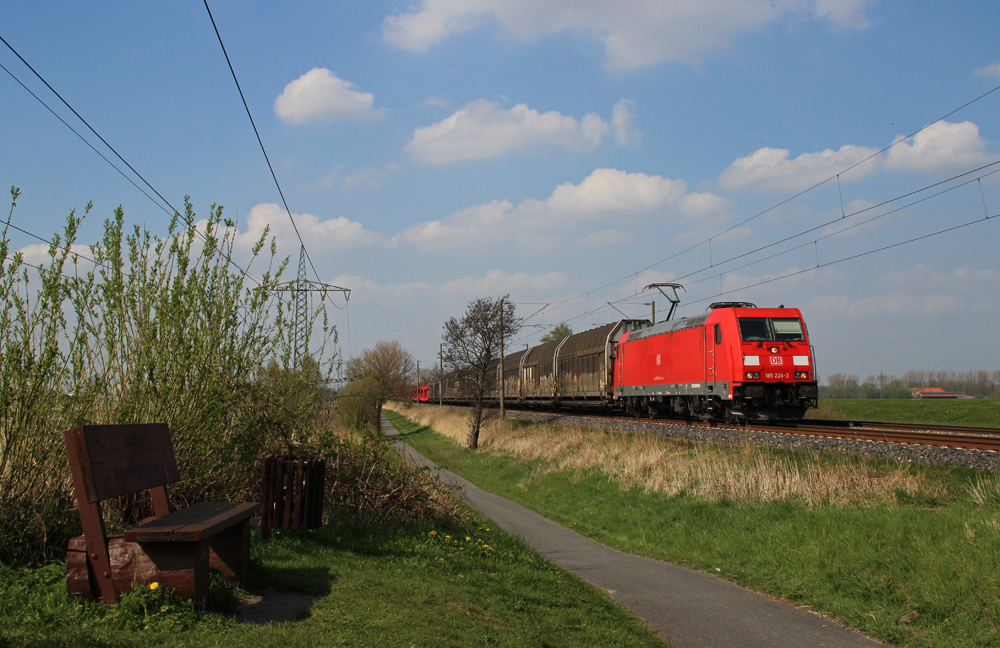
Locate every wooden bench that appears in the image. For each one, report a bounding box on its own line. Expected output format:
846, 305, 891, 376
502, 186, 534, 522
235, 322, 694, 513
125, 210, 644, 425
64, 423, 259, 609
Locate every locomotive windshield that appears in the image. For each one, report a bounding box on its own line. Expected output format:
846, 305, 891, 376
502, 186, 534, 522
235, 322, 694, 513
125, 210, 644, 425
738, 317, 805, 342
771, 318, 804, 341
738, 318, 770, 341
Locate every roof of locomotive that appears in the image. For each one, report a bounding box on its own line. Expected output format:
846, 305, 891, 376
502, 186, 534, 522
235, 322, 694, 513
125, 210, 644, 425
621, 306, 805, 343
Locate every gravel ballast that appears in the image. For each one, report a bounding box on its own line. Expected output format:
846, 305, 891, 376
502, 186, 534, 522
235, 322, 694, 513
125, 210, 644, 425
503, 410, 1000, 472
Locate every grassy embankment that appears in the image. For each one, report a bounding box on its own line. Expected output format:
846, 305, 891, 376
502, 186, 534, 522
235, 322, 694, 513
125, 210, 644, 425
386, 402, 1000, 648
809, 398, 1000, 428
0, 516, 669, 648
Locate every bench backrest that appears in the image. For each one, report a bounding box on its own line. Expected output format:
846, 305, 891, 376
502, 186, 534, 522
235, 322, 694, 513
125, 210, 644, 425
65, 424, 180, 503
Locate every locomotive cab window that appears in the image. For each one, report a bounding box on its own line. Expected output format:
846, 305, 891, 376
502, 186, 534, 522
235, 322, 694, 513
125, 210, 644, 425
771, 318, 804, 341
738, 317, 805, 342
738, 318, 769, 341
714, 324, 721, 345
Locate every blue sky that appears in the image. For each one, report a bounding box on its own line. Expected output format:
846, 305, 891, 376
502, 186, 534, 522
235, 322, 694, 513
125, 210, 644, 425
2, 1, 999, 382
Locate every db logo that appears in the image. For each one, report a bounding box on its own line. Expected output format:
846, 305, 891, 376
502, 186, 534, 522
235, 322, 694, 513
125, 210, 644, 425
769, 356, 783, 365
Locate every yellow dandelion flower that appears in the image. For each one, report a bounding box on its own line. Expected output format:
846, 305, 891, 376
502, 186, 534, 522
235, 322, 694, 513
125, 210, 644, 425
445, 535, 451, 539
149, 582, 159, 591
465, 536, 471, 541
430, 530, 437, 536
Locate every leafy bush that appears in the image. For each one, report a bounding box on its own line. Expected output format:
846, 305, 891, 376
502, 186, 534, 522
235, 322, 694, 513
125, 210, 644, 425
325, 437, 466, 528
0, 190, 336, 563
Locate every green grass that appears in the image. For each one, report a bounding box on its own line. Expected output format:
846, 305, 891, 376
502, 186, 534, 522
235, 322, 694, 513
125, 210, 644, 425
813, 398, 1000, 428
388, 411, 1000, 648
0, 517, 669, 648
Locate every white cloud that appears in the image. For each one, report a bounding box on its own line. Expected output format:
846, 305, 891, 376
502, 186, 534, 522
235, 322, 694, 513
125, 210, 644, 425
843, 293, 965, 317
885, 120, 992, 173
611, 99, 641, 147
274, 68, 385, 125
974, 62, 1000, 79
807, 265, 1000, 318
423, 95, 452, 108
812, 0, 873, 29
406, 99, 638, 164
402, 168, 730, 252
311, 163, 400, 190
718, 266, 847, 300
576, 229, 635, 249
236, 203, 385, 252
442, 270, 571, 297
382, 0, 872, 71
325, 269, 570, 300
17, 243, 94, 268
877, 264, 1000, 295
718, 144, 880, 192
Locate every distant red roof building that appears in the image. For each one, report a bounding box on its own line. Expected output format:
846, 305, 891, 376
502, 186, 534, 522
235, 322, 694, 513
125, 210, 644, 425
910, 387, 968, 399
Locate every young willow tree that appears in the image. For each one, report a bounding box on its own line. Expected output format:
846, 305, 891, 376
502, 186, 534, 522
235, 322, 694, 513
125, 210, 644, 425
442, 295, 521, 449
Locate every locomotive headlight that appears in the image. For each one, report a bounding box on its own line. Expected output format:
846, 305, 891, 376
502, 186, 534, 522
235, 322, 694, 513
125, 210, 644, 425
794, 372, 809, 379
746, 372, 760, 379
770, 347, 778, 354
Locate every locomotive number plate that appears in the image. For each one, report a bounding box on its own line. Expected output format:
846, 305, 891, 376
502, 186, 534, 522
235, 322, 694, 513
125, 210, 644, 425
765, 373, 790, 379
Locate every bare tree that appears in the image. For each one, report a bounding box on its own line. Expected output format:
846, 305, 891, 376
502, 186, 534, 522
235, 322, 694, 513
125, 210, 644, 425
540, 322, 572, 344
346, 339, 415, 426
442, 295, 521, 449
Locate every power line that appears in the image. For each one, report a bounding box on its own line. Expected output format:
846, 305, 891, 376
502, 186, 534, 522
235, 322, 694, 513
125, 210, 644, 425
201, 0, 324, 286
0, 61, 170, 216
0, 33, 179, 216
0, 34, 263, 287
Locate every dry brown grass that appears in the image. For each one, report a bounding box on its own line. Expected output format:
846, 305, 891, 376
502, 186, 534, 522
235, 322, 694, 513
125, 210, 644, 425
386, 402, 949, 507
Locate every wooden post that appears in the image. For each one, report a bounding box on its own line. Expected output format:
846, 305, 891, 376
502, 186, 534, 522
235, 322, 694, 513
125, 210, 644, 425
439, 343, 443, 406
499, 297, 505, 419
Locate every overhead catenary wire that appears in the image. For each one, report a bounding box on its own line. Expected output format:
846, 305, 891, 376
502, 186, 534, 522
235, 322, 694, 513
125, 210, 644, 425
683, 212, 999, 308
673, 163, 1000, 290
527, 82, 1000, 322
513, 160, 1000, 346
0, 34, 263, 286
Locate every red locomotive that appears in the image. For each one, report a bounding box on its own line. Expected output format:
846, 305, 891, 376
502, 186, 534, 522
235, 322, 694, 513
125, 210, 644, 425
415, 300, 818, 421
614, 302, 817, 422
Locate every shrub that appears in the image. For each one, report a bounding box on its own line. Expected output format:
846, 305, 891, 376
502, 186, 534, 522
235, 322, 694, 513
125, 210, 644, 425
0, 191, 336, 563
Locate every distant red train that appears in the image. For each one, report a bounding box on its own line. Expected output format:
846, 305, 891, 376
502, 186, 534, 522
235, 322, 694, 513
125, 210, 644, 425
414, 302, 818, 422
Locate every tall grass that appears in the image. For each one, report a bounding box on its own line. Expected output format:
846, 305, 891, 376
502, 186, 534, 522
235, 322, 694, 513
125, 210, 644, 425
387, 403, 949, 507
0, 191, 335, 563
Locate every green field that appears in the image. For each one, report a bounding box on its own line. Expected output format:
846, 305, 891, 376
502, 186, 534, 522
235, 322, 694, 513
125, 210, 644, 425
0, 517, 669, 648
389, 410, 1000, 648
812, 398, 1000, 428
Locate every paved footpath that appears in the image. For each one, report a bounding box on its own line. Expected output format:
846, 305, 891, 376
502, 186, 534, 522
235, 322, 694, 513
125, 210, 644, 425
382, 415, 887, 648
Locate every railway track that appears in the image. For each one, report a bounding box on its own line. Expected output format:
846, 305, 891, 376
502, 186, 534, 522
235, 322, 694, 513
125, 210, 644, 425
752, 420, 1000, 452
493, 405, 1000, 452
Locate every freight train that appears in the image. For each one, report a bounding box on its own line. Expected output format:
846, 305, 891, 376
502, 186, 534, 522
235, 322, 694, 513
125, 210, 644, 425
414, 302, 818, 422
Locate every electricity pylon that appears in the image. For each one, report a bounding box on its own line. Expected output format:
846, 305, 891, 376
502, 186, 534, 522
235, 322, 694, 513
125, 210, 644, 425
272, 245, 350, 367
